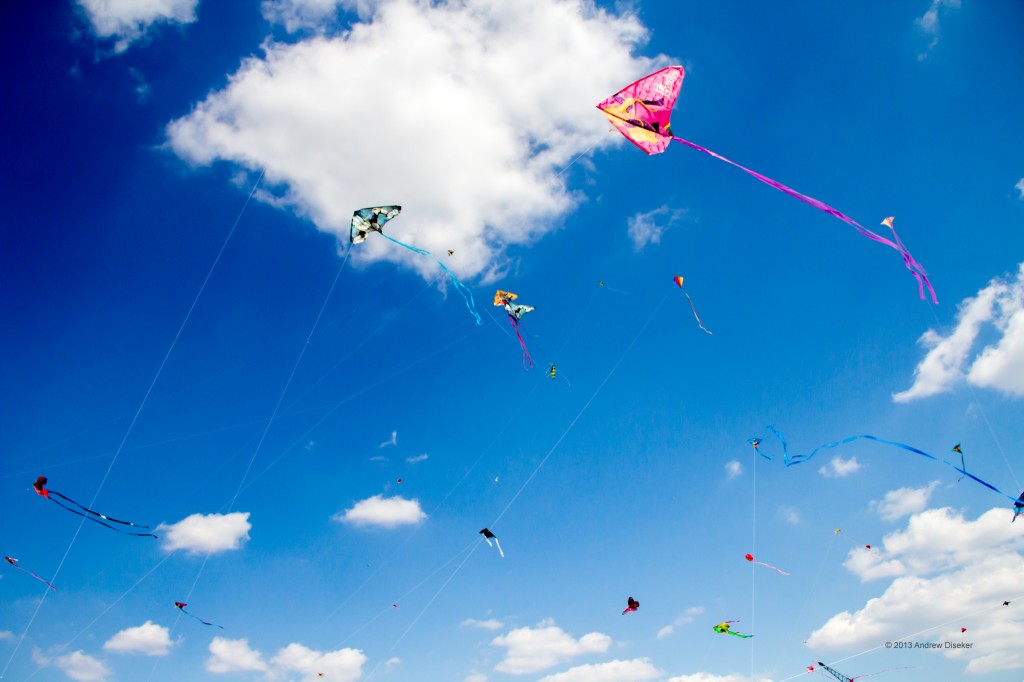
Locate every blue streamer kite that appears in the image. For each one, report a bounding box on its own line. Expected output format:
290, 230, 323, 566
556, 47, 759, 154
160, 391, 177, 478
350, 206, 482, 325
749, 428, 1023, 521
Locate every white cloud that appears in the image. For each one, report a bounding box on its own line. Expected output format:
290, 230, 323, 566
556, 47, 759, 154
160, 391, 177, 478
667, 671, 770, 675
334, 494, 426, 528
166, 0, 663, 283
537, 657, 663, 682
263, 0, 347, 32
465, 673, 488, 682
462, 618, 504, 631
627, 206, 687, 252
103, 621, 173, 656
491, 619, 611, 675
76, 0, 199, 52
725, 460, 742, 479
51, 650, 111, 682
0, 630, 12, 640
271, 642, 367, 681
657, 606, 703, 639
809, 507, 1024, 674
894, 263, 1024, 401
778, 506, 800, 524
206, 637, 268, 673
1016, 178, 1024, 200
869, 481, 940, 522
405, 453, 429, 464
818, 455, 861, 478
915, 0, 960, 59
158, 512, 251, 554
379, 430, 397, 448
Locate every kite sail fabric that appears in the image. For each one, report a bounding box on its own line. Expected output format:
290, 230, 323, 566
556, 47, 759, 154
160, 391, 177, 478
349, 206, 482, 325
672, 277, 712, 334
5, 556, 56, 591
175, 601, 224, 628
753, 429, 1023, 519
33, 476, 156, 538
479, 528, 504, 557
494, 290, 534, 368
713, 620, 752, 638
597, 67, 937, 303
622, 597, 639, 614
744, 553, 789, 576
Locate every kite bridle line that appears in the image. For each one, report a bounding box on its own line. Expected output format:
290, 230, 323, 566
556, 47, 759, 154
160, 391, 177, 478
4, 167, 266, 681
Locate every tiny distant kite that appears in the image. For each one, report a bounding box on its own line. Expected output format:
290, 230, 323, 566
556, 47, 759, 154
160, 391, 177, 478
622, 597, 639, 614
672, 277, 712, 334
494, 290, 535, 368
961, 627, 967, 633
479, 528, 504, 558
749, 429, 1023, 521
834, 529, 871, 550
396, 478, 403, 484
33, 476, 156, 538
175, 601, 223, 628
350, 206, 481, 325
952, 443, 966, 481
747, 437, 772, 461
5, 556, 56, 591
548, 363, 571, 387
597, 68, 936, 302
744, 553, 789, 575
1004, 601, 1011, 606
713, 620, 752, 638
448, 249, 455, 256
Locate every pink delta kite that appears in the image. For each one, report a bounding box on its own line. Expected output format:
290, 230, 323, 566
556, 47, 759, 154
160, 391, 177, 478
597, 67, 937, 303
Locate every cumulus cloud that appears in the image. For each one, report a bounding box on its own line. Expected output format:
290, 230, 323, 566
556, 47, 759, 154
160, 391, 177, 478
915, 0, 960, 59
725, 460, 742, 479
76, 0, 199, 52
103, 621, 173, 656
33, 649, 110, 682
818, 455, 861, 478
334, 494, 426, 528
869, 481, 940, 522
158, 512, 251, 554
206, 637, 268, 673
462, 618, 504, 631
537, 658, 663, 682
271, 642, 367, 681
657, 606, 704, 639
166, 0, 663, 283
627, 206, 687, 252
405, 453, 429, 464
809, 506, 1024, 674
667, 675, 773, 682
894, 263, 1024, 401
491, 619, 611, 675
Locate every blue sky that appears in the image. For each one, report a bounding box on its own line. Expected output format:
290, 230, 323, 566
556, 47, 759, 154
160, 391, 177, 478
2, 1, 1024, 681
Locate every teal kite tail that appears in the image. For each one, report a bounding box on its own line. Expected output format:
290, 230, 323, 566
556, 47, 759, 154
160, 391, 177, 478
382, 234, 482, 325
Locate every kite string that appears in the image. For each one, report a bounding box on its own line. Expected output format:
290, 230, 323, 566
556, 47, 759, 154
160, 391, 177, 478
491, 292, 669, 528
380, 233, 482, 325
751, 428, 757, 680
1, 168, 265, 681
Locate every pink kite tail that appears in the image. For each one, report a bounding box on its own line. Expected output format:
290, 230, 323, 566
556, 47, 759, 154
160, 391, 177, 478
10, 562, 57, 591
507, 316, 534, 369
683, 292, 712, 335
670, 135, 937, 303
753, 560, 789, 576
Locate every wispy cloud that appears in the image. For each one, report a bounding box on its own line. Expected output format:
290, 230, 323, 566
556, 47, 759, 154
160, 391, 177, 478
869, 481, 941, 522
1015, 178, 1024, 200
778, 506, 800, 524
379, 430, 397, 448
894, 263, 1024, 401
656, 606, 704, 639
158, 512, 251, 555
725, 460, 743, 479
76, 0, 199, 52
537, 658, 663, 682
334, 495, 426, 528
405, 453, 429, 464
627, 206, 687, 252
915, 0, 961, 60
462, 618, 504, 631
818, 455, 861, 478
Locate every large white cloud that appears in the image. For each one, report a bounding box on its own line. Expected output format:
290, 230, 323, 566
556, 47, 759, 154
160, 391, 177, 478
537, 658, 662, 682
167, 0, 664, 283
158, 511, 251, 554
808, 506, 1024, 674
894, 263, 1024, 401
334, 494, 426, 527
76, 0, 199, 52
206, 637, 268, 673
102, 621, 173, 656
491, 619, 611, 674
206, 637, 366, 679
33, 649, 111, 682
